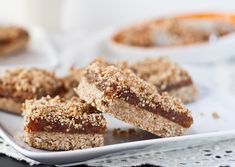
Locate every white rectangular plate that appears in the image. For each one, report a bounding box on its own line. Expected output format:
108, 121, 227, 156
0, 82, 235, 165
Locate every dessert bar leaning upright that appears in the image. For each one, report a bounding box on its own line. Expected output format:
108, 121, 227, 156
23, 96, 106, 150
130, 57, 197, 103
75, 59, 193, 137
0, 68, 65, 114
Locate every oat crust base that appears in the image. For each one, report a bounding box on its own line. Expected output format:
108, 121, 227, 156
24, 131, 104, 150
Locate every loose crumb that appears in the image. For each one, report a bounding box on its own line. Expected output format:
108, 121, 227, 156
212, 112, 220, 119
128, 128, 136, 135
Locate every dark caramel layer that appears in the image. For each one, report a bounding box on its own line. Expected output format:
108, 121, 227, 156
0, 40, 11, 45
115, 87, 192, 128
85, 74, 192, 128
130, 66, 193, 92
26, 117, 106, 134
157, 79, 193, 92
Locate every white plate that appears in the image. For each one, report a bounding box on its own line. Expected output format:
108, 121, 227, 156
106, 29, 235, 64
0, 26, 58, 70
0, 83, 235, 165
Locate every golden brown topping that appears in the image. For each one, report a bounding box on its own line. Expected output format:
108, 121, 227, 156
62, 57, 113, 91
23, 96, 97, 117
130, 57, 193, 91
83, 59, 191, 116
0, 68, 65, 100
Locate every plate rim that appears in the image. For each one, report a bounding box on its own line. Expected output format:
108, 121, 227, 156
1, 126, 235, 158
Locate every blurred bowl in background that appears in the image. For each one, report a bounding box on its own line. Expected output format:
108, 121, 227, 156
106, 12, 235, 64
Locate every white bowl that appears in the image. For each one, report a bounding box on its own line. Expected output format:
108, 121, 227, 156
106, 29, 235, 64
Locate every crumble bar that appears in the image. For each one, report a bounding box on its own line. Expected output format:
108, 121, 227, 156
23, 96, 106, 150
75, 60, 193, 137
0, 68, 65, 114
0, 26, 29, 55
130, 57, 197, 103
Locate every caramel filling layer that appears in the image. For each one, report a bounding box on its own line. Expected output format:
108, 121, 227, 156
130, 67, 193, 92
85, 74, 192, 128
26, 117, 105, 134
0, 40, 11, 45
156, 79, 193, 92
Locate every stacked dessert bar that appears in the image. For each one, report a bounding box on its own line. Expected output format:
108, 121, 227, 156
23, 96, 106, 150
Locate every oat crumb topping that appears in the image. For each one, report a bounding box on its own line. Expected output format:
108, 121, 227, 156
130, 57, 192, 91
23, 96, 106, 130
83, 59, 192, 116
0, 68, 65, 97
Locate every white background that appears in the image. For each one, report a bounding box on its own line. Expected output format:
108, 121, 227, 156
1, 0, 235, 32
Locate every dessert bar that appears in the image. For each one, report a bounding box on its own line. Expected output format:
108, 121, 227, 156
0, 26, 29, 55
130, 57, 197, 103
0, 68, 65, 114
75, 59, 193, 137
23, 96, 106, 150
